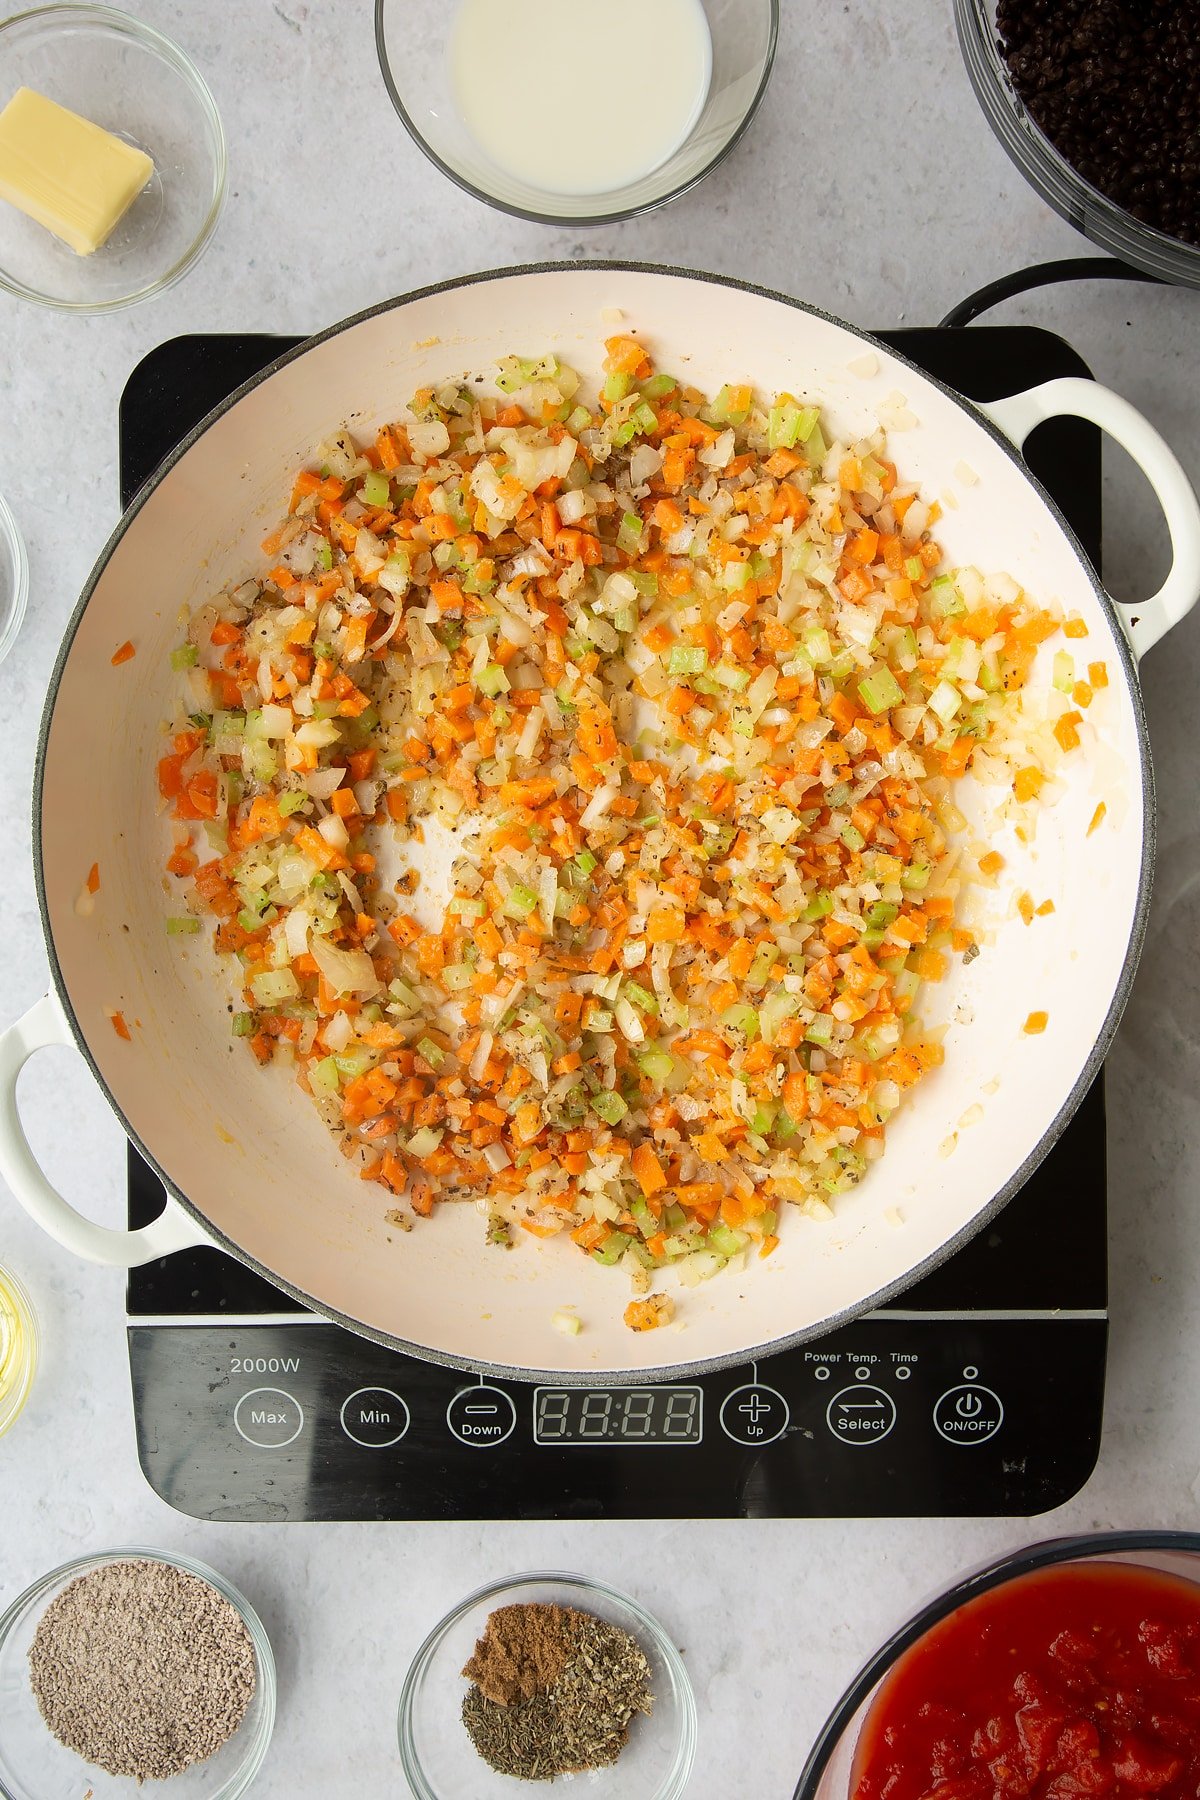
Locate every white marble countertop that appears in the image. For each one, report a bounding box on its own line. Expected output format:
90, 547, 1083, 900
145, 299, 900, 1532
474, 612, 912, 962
3, 3, 1200, 1796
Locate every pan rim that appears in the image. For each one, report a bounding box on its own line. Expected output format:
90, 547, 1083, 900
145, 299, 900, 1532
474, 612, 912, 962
31, 262, 1151, 1382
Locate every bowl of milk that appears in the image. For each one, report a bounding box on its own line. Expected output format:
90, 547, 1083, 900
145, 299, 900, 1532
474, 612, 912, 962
375, 0, 778, 223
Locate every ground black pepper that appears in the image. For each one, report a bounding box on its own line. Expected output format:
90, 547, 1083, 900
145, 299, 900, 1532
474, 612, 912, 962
461, 1602, 653, 1781
995, 1, 1199, 248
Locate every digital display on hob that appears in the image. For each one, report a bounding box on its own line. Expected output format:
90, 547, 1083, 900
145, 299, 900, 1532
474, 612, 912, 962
533, 1385, 704, 1445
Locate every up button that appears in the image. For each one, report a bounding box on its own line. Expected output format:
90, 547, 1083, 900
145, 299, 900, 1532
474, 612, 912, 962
933, 1368, 1003, 1445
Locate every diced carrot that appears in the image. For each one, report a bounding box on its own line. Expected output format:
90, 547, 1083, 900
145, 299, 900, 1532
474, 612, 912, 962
1023, 1010, 1049, 1035
110, 640, 135, 666
631, 1142, 667, 1197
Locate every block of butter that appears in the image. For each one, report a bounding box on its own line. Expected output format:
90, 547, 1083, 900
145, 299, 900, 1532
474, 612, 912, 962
0, 86, 154, 256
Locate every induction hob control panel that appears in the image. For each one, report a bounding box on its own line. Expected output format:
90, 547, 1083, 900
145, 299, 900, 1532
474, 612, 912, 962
128, 1313, 1105, 1521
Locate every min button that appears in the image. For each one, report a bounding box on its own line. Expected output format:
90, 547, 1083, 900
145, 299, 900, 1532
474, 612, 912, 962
233, 1386, 304, 1449
340, 1386, 411, 1448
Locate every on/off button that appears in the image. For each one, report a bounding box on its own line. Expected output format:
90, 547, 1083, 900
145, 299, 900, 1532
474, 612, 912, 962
933, 1381, 1003, 1445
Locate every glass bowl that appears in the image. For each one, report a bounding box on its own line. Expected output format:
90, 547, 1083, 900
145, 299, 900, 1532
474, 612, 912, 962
375, 0, 778, 225
792, 1530, 1200, 1799
0, 5, 226, 311
955, 0, 1200, 289
398, 1571, 697, 1799
0, 1265, 37, 1438
0, 1548, 276, 1799
0, 492, 29, 666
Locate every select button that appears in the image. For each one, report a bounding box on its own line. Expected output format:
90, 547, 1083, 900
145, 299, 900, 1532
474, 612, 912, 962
233, 1386, 304, 1449
340, 1386, 411, 1448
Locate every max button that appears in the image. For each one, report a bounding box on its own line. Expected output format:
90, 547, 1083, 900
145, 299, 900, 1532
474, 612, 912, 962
933, 1383, 1003, 1445
447, 1386, 517, 1447
234, 1386, 304, 1448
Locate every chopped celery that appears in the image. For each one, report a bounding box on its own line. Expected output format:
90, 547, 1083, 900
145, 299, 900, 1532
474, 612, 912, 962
165, 916, 200, 935
278, 790, 308, 816
505, 884, 538, 918
252, 968, 299, 1006
416, 1036, 446, 1069
360, 470, 389, 508
713, 662, 750, 690
576, 849, 598, 875
806, 1014, 834, 1047
929, 575, 964, 618
904, 555, 924, 581
636, 1049, 674, 1083
592, 1230, 633, 1266
232, 1012, 255, 1036
630, 1196, 658, 1237
476, 663, 510, 697
858, 667, 904, 713
310, 1056, 341, 1096
1053, 650, 1075, 694
802, 891, 834, 922
721, 1002, 759, 1041
841, 822, 866, 851
617, 510, 644, 555
668, 644, 707, 676
712, 384, 752, 426
170, 643, 198, 670
707, 1223, 749, 1257
768, 401, 819, 450
624, 980, 659, 1015
603, 371, 632, 404
640, 373, 677, 400
315, 539, 333, 571
591, 1089, 628, 1125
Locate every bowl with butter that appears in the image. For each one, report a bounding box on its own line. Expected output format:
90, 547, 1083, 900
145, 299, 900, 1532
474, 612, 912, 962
0, 5, 224, 311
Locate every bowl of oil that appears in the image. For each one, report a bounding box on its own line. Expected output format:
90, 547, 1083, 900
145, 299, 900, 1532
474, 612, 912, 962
0, 1266, 38, 1437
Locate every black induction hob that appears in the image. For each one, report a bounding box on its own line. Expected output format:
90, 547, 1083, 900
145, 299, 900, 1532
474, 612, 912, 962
122, 327, 1107, 1522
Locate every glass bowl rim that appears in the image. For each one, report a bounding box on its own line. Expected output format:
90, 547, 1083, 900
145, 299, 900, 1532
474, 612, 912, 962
397, 1568, 698, 1799
0, 493, 30, 667
0, 2, 228, 313
373, 0, 780, 227
953, 0, 1200, 287
792, 1529, 1200, 1799
0, 1544, 276, 1800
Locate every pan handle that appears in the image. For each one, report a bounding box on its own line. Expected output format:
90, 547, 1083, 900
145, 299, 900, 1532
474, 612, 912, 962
978, 377, 1200, 661
0, 992, 210, 1267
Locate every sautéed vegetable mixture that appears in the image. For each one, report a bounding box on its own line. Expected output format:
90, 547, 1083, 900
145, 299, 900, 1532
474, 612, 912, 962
158, 337, 1083, 1325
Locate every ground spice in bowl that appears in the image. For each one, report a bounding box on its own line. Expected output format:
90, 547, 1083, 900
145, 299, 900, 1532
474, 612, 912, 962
27, 1558, 257, 1780
996, 0, 1199, 248
461, 1601, 653, 1780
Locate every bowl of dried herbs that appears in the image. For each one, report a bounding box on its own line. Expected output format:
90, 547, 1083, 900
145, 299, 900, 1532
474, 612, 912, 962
398, 1572, 696, 1796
